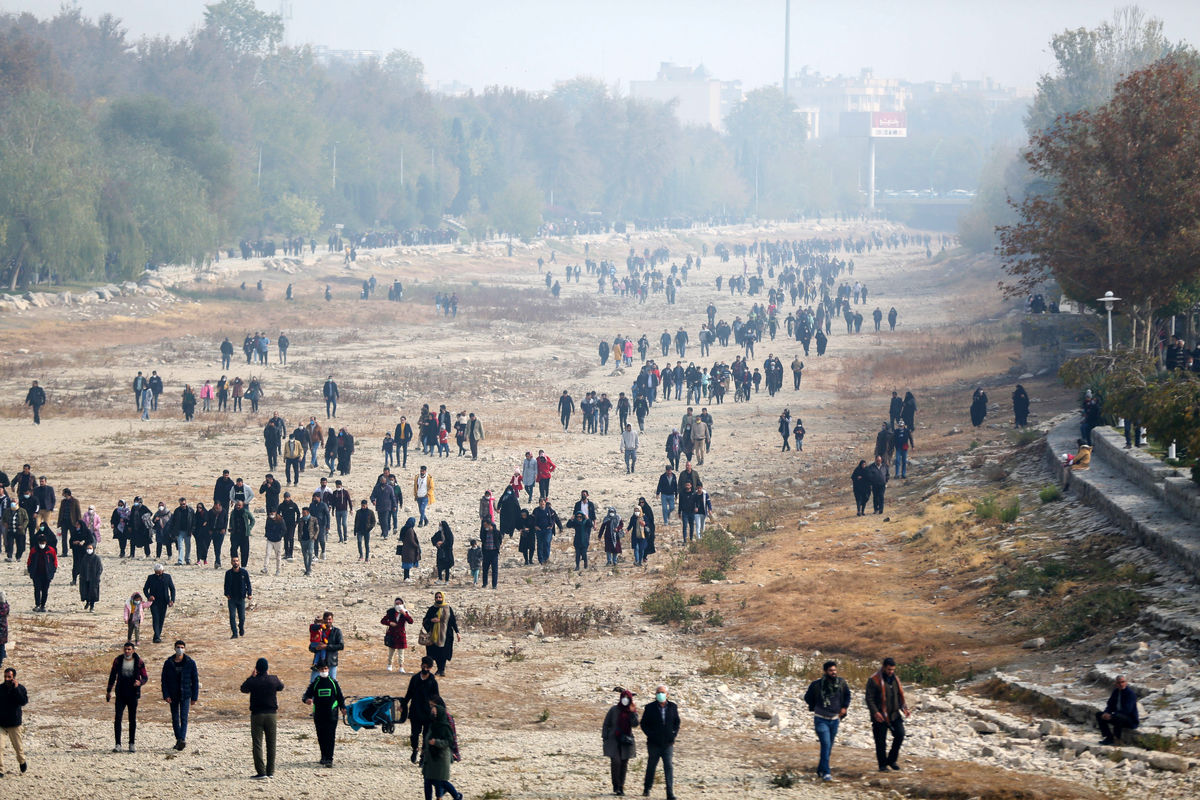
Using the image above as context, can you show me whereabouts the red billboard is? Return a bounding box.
[870,111,907,138]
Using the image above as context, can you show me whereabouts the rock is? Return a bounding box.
[752,705,773,720]
[1022,637,1046,650]
[1008,589,1030,599]
[532,622,544,637]
[969,719,999,734]
[1038,719,1066,736]
[1147,752,1188,773]
[768,712,789,730]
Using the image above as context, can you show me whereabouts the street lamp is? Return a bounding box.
[1096,291,1121,350]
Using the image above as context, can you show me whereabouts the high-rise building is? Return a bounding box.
[630,63,743,132]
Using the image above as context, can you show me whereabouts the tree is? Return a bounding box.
[202,0,283,57]
[268,192,322,235]
[724,88,809,216]
[488,177,542,239]
[998,56,1200,350]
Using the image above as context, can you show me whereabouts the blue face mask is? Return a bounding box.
[656,692,667,703]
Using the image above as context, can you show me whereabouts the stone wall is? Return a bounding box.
[1021,314,1104,373]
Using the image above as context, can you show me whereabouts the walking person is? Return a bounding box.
[354,500,376,562]
[421,696,462,800]
[142,564,176,643]
[640,684,680,800]
[161,640,199,751]
[1012,384,1030,428]
[224,557,253,638]
[382,597,414,672]
[107,642,147,753]
[308,611,344,682]
[26,534,56,613]
[403,656,440,763]
[535,450,556,500]
[866,657,910,771]
[413,466,434,527]
[302,660,344,768]
[397,517,422,580]
[241,657,284,778]
[124,592,151,644]
[804,660,850,782]
[621,424,640,474]
[602,689,639,795]
[851,461,871,517]
[298,507,318,575]
[432,521,454,583]
[421,591,459,676]
[77,541,103,611]
[865,456,889,515]
[0,667,28,774]
[323,376,339,418]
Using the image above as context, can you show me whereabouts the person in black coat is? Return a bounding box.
[161,641,199,750]
[242,657,285,777]
[640,684,680,799]
[142,565,175,643]
[900,392,917,431]
[851,460,871,516]
[969,388,988,427]
[432,522,454,583]
[865,456,889,514]
[106,642,147,752]
[1097,674,1139,745]
[24,381,45,424]
[402,656,440,763]
[0,666,29,770]
[888,391,903,427]
[1012,385,1030,428]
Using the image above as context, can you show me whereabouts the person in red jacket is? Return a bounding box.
[106,642,148,752]
[535,450,556,500]
[26,534,57,612]
[381,597,414,673]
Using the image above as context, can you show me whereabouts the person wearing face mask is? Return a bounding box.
[302,659,344,768]
[402,656,440,764]
[602,689,639,796]
[639,684,680,800]
[421,695,462,800]
[106,642,147,752]
[0,591,9,667]
[241,657,284,778]
[77,541,103,611]
[26,534,57,612]
[381,597,414,673]
[161,640,199,751]
[0,667,29,774]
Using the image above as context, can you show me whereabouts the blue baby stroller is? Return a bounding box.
[343,696,401,734]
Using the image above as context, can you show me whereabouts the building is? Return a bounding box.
[785,67,907,139]
[629,63,743,132]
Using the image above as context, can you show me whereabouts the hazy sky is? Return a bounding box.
[7,1,1200,92]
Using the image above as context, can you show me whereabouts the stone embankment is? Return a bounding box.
[0,281,174,313]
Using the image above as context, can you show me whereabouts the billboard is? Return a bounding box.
[870,111,907,138]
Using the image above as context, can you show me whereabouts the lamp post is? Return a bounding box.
[1096,291,1121,350]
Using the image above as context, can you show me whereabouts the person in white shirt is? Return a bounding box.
[620,425,640,474]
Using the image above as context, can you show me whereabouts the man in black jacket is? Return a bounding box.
[241,657,284,778]
[263,423,281,470]
[142,564,175,643]
[640,684,680,800]
[168,499,194,566]
[278,492,300,560]
[323,376,339,419]
[865,456,889,514]
[161,641,199,750]
[213,470,234,508]
[0,667,29,774]
[1097,674,1140,745]
[24,382,46,424]
[402,656,440,763]
[224,557,253,638]
[804,660,851,781]
[303,659,345,768]
[655,466,677,523]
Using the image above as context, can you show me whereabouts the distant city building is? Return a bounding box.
[432,80,473,98]
[629,62,743,132]
[905,73,1033,111]
[785,67,907,139]
[311,45,386,67]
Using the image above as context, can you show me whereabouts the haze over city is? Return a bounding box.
[8,0,1200,91]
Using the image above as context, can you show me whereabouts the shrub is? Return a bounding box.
[974,496,999,519]
[686,594,706,606]
[1039,484,1062,503]
[698,567,726,583]
[640,583,696,624]
[702,647,753,677]
[769,769,799,789]
[705,609,725,627]
[998,498,1021,523]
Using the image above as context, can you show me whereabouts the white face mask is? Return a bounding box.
[395,604,403,611]
[620,696,630,706]
[318,671,329,679]
[175,648,185,657]
[38,543,46,549]
[86,549,94,555]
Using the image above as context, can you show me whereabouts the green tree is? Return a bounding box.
[202,0,284,57]
[487,177,542,239]
[267,192,322,236]
[724,88,808,216]
[998,56,1200,350]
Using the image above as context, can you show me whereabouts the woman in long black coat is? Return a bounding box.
[901,392,917,431]
[970,388,989,427]
[497,486,521,538]
[78,545,103,611]
[421,591,459,676]
[431,522,454,583]
[851,460,871,517]
[1012,385,1030,428]
[517,509,536,565]
[192,502,212,566]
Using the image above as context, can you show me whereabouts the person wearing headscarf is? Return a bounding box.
[567,511,592,571]
[497,485,521,538]
[1012,385,1030,428]
[969,388,988,427]
[627,507,647,566]
[600,507,623,566]
[602,688,639,795]
[27,533,57,612]
[78,540,103,611]
[397,517,422,580]
[432,522,455,583]
[637,497,657,561]
[82,504,103,546]
[0,590,9,667]
[421,695,461,800]
[851,460,871,517]
[421,591,459,676]
[110,500,131,557]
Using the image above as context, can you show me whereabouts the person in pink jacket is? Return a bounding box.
[623,338,634,366]
[200,381,215,412]
[124,592,152,644]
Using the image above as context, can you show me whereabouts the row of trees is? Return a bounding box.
[0,1,1021,286]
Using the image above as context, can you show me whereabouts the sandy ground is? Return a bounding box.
[0,222,1182,799]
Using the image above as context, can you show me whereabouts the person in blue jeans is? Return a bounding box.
[161,640,200,751]
[892,422,913,479]
[803,660,850,781]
